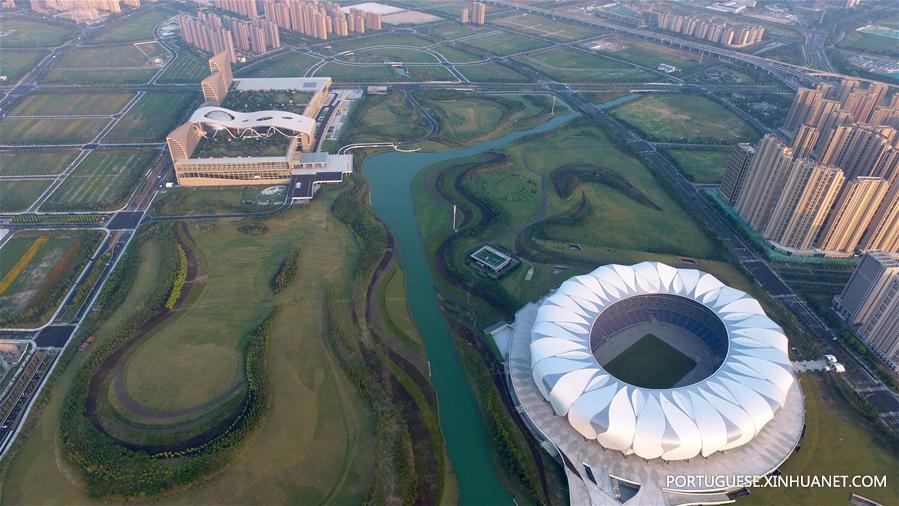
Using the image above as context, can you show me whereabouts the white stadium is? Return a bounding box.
[504,262,805,505]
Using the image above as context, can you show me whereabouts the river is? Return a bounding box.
[362,111,577,505]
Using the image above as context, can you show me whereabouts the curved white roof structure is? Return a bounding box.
[188,106,315,139]
[529,262,795,461]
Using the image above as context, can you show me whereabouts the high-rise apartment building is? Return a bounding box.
[655,11,763,47]
[817,177,889,256]
[718,143,756,206]
[791,124,819,159]
[763,161,844,252]
[261,1,381,40]
[179,12,279,61]
[461,7,470,24]
[834,252,899,370]
[472,2,486,26]
[820,124,896,179]
[861,180,899,253]
[734,135,794,230]
[213,0,258,18]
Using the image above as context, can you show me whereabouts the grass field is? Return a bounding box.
[150,185,286,216]
[0,50,46,84]
[8,92,134,117]
[838,28,899,58]
[345,47,439,64]
[432,45,484,63]
[0,180,51,212]
[665,147,733,183]
[105,92,197,142]
[422,22,493,41]
[238,52,320,78]
[1,198,376,505]
[417,90,562,147]
[611,94,759,143]
[157,46,209,83]
[461,31,550,56]
[411,115,719,307]
[743,376,899,506]
[514,46,652,82]
[314,62,454,81]
[87,7,175,43]
[0,150,79,176]
[493,13,601,41]
[0,17,75,47]
[457,61,530,82]
[0,231,102,327]
[0,117,110,145]
[339,90,428,143]
[602,334,696,388]
[41,67,158,84]
[590,34,701,72]
[42,149,158,211]
[43,44,159,84]
[323,33,434,55]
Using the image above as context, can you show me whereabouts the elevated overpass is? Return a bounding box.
[486,0,896,91]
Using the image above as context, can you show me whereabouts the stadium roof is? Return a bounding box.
[189,106,315,138]
[529,262,795,461]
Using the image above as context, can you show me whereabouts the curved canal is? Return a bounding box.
[363,111,577,505]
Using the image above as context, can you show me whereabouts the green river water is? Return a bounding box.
[362,111,577,505]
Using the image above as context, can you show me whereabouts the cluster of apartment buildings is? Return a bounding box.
[179,11,280,62]
[14,0,144,23]
[263,1,381,39]
[653,11,765,48]
[719,79,899,257]
[835,252,899,370]
[460,1,486,27]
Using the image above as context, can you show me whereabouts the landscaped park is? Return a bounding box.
[1,4,897,506]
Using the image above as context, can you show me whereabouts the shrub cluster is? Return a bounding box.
[271,247,299,294]
[165,244,187,310]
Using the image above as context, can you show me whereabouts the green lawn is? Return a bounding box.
[0,50,47,84]
[1,198,376,506]
[590,34,701,72]
[611,94,759,143]
[514,46,653,82]
[87,7,175,43]
[314,62,454,81]
[0,117,110,145]
[0,150,79,176]
[323,33,434,54]
[345,47,439,64]
[838,28,899,58]
[417,90,561,147]
[8,91,134,116]
[105,92,197,142]
[157,46,209,83]
[42,44,160,84]
[0,180,50,212]
[743,376,899,506]
[0,18,75,47]
[422,22,493,41]
[665,147,733,183]
[493,13,601,41]
[237,52,320,78]
[602,334,696,389]
[432,45,484,63]
[150,185,286,216]
[42,149,159,211]
[41,68,157,84]
[338,90,428,143]
[457,61,529,82]
[461,31,551,55]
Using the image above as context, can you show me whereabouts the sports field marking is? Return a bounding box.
[0,236,48,295]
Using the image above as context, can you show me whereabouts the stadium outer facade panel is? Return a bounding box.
[505,262,805,505]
